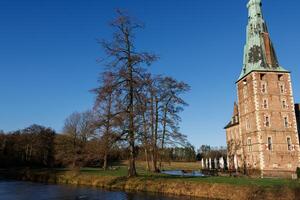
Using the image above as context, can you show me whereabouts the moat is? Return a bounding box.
[0,179,203,200]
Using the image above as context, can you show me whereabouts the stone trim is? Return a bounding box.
[287,75,300,166]
[252,73,265,176]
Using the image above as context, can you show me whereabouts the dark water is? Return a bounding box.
[161,170,205,177]
[0,179,203,200]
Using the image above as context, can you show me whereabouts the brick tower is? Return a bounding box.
[226,0,300,178]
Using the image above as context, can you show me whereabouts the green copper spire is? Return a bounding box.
[238,0,288,80]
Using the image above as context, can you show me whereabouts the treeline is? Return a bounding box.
[0,126,55,168]
[196,145,227,160]
[0,125,196,169]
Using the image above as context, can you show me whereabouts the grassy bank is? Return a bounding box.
[1,161,300,200]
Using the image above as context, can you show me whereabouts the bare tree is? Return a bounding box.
[93,72,124,170]
[135,74,152,171]
[157,77,190,168]
[98,10,157,177]
[63,111,96,168]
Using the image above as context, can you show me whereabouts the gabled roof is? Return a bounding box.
[224,102,239,129]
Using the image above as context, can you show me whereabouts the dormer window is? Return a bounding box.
[278,74,284,81]
[260,73,266,80]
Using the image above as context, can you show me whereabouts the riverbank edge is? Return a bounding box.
[0,169,299,200]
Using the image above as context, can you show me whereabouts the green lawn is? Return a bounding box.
[59,165,300,189]
[180,176,300,188]
[40,161,300,189]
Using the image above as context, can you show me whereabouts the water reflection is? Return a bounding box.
[161,170,205,177]
[0,179,203,200]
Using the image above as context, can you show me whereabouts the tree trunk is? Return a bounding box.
[128,108,137,176]
[150,96,156,172]
[145,148,150,171]
[103,93,112,171]
[159,105,168,169]
[103,150,108,170]
[25,144,29,161]
[151,97,159,172]
[142,111,151,171]
[127,50,137,177]
[29,145,32,161]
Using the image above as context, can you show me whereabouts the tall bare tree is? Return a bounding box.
[98,10,157,177]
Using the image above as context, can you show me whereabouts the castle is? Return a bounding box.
[225,0,300,178]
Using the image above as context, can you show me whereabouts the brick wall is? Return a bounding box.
[295,104,300,140]
[235,72,300,176]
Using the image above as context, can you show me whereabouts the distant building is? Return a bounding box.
[225,0,300,178]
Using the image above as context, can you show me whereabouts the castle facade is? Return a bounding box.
[225,0,300,178]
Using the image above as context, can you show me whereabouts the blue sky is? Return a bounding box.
[1,0,300,148]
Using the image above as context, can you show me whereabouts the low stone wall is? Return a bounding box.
[1,169,299,200]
